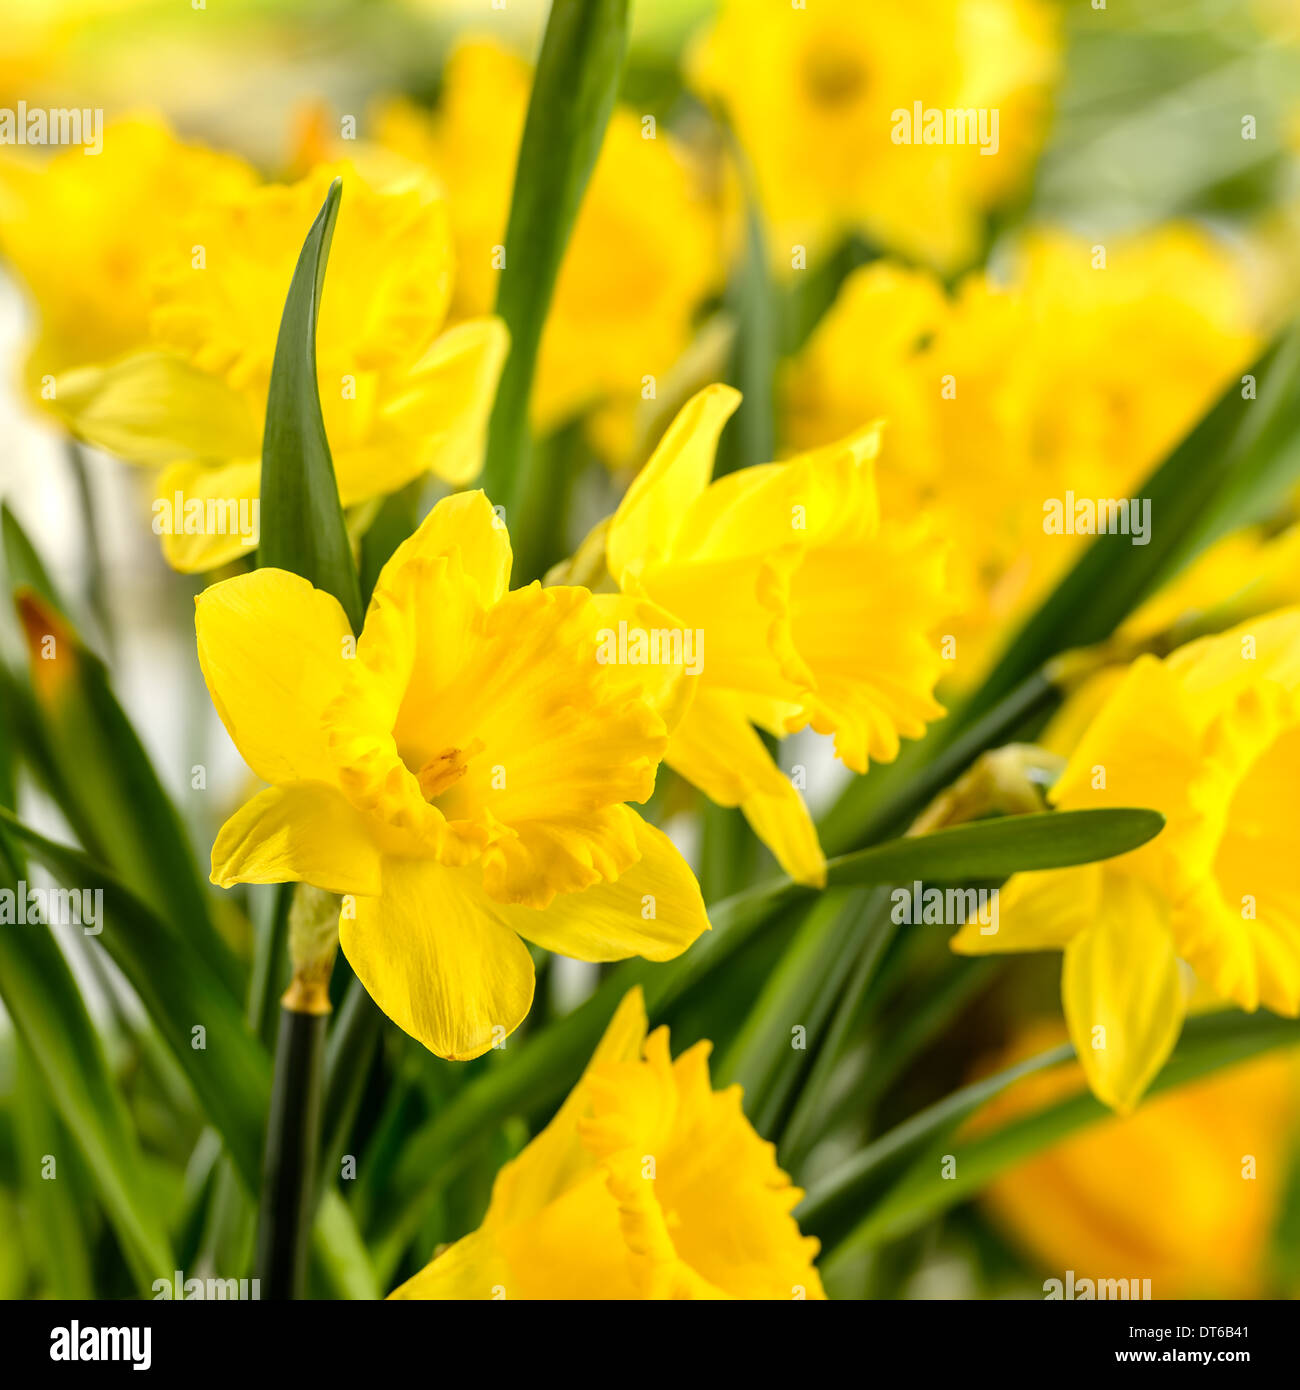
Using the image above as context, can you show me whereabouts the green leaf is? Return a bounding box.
[0,808,270,1191]
[480,0,630,582]
[12,1037,95,1297]
[716,890,889,1137]
[8,584,241,1000]
[815,1008,1300,1271]
[713,161,776,478]
[258,176,362,633]
[1,504,63,618]
[824,807,1164,886]
[0,833,175,1290]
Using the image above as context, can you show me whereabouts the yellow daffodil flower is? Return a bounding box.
[597,384,949,888]
[197,491,709,1059]
[782,227,1259,680]
[391,986,826,1299]
[366,39,721,456]
[0,115,507,574]
[0,115,255,392]
[687,0,1059,272]
[975,1025,1300,1297]
[953,610,1300,1112]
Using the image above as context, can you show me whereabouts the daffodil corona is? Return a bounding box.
[198,492,709,1059]
[391,987,826,1299]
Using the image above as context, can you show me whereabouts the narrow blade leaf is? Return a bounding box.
[258,177,362,632]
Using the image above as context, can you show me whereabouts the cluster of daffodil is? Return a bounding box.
[1,0,1299,1305]
[0,117,508,572]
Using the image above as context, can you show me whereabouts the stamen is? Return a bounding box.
[417,747,469,801]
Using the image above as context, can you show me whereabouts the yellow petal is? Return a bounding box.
[211,783,383,895]
[1051,654,1213,890]
[606,383,740,586]
[480,804,642,908]
[156,458,262,573]
[667,687,825,887]
[343,317,510,500]
[580,1031,827,1299]
[51,350,259,466]
[1061,874,1187,1113]
[196,568,352,785]
[387,1226,511,1301]
[492,814,710,962]
[586,591,698,734]
[374,488,512,607]
[484,986,649,1227]
[950,865,1100,955]
[340,857,535,1060]
[399,583,668,840]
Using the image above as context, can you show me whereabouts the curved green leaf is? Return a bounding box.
[0,808,270,1190]
[825,807,1164,886]
[258,176,362,632]
[8,584,241,1000]
[0,833,174,1289]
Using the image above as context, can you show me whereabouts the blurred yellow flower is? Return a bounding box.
[975,1026,1300,1298]
[782,226,1259,680]
[600,384,949,887]
[0,116,507,573]
[198,492,709,1059]
[953,610,1300,1112]
[369,39,721,454]
[0,0,152,98]
[391,986,826,1299]
[0,115,254,387]
[688,0,1059,272]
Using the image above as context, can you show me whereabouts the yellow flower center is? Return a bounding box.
[801,45,870,109]
[414,741,482,805]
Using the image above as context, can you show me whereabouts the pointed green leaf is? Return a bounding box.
[8,582,241,999]
[0,834,174,1289]
[0,808,270,1190]
[258,177,362,632]
[824,807,1164,886]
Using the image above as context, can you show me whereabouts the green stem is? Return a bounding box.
[257,1000,328,1299]
[64,439,114,659]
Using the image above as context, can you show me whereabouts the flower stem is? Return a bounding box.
[257,886,339,1299]
[257,992,328,1299]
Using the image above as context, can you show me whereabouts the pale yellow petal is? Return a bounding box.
[53,350,259,465]
[344,317,510,500]
[156,458,262,573]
